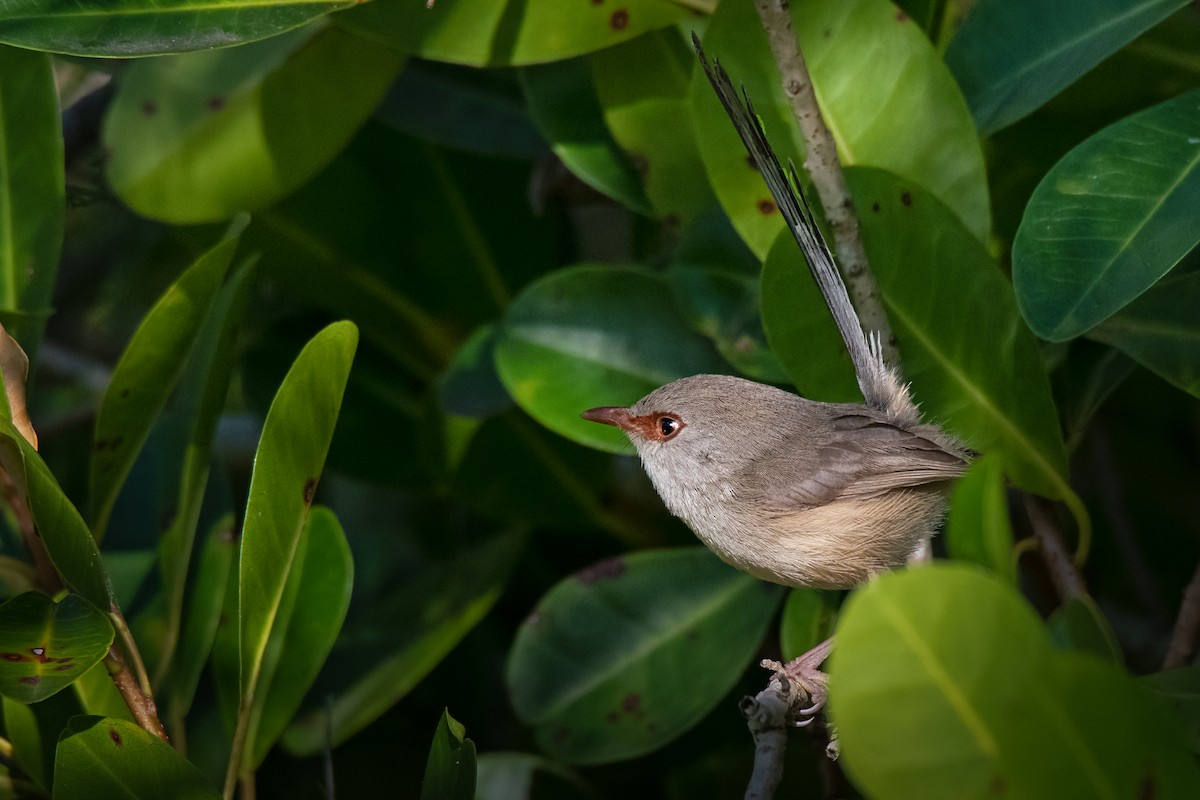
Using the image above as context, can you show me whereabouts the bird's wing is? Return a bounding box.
[748,413,971,510]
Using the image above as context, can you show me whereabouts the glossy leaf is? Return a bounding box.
[1013,88,1200,341]
[237,321,356,755]
[0,593,113,703]
[89,223,241,540]
[0,1,353,57]
[495,265,727,454]
[166,516,236,724]
[764,168,1073,507]
[691,0,989,259]
[421,709,476,800]
[779,588,838,663]
[945,0,1188,135]
[0,44,62,357]
[54,716,220,800]
[944,455,1015,581]
[337,0,691,67]
[592,30,716,223]
[520,58,652,214]
[1089,270,1200,399]
[831,565,1200,799]
[245,507,352,770]
[507,547,783,764]
[104,25,404,223]
[283,530,525,754]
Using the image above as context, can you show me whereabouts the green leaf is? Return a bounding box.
[166,515,235,725]
[944,455,1015,581]
[283,530,524,755]
[0,593,113,703]
[244,507,352,770]
[476,752,597,800]
[506,547,783,764]
[421,709,477,800]
[495,265,727,454]
[1047,595,1123,664]
[104,25,404,223]
[831,565,1200,799]
[1013,88,1200,341]
[0,44,63,358]
[337,0,691,67]
[237,322,356,726]
[2,689,82,791]
[54,716,220,800]
[1089,271,1200,399]
[88,222,241,541]
[945,0,1188,135]
[779,588,838,663]
[764,167,1073,506]
[1144,667,1200,755]
[691,0,989,259]
[520,58,652,214]
[437,324,512,419]
[0,0,354,57]
[592,30,716,223]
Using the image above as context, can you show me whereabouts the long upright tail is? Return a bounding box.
[693,34,917,426]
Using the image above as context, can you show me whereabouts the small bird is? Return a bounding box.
[582,38,974,720]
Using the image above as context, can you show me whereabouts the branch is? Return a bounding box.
[740,675,791,800]
[1023,495,1085,600]
[1164,558,1200,669]
[751,0,899,368]
[104,645,169,742]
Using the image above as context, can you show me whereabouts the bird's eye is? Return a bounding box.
[658,416,681,438]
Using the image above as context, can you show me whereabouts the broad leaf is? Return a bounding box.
[691,0,989,259]
[54,716,220,799]
[945,0,1188,135]
[2,689,82,791]
[1013,88,1200,341]
[236,322,356,767]
[832,565,1200,799]
[0,593,113,703]
[507,547,783,764]
[495,265,727,454]
[0,1,353,56]
[421,709,476,800]
[104,24,403,223]
[89,223,241,541]
[944,455,1015,581]
[337,0,691,67]
[0,44,62,358]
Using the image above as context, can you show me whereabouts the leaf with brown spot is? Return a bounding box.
[0,593,113,704]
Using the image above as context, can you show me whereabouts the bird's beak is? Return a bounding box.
[581,406,634,431]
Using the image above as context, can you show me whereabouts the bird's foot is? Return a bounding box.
[762,636,834,727]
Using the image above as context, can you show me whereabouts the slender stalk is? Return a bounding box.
[1023,495,1085,600]
[104,646,168,742]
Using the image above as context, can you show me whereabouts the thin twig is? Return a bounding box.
[751,0,899,368]
[104,646,169,742]
[1023,495,1085,600]
[1164,558,1200,669]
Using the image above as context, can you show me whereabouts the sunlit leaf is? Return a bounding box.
[1013,88,1200,341]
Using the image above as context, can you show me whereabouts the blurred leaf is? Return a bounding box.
[236,321,356,768]
[2,689,81,791]
[691,0,989,259]
[1047,594,1123,664]
[338,0,691,67]
[945,0,1188,135]
[166,516,235,725]
[765,168,1073,506]
[476,752,598,800]
[1144,667,1200,755]
[438,324,512,419]
[245,507,352,770]
[88,222,241,541]
[421,709,476,800]
[944,455,1015,581]
[779,588,838,662]
[495,265,727,454]
[1013,88,1200,341]
[507,547,783,764]
[0,593,113,703]
[378,60,543,158]
[521,57,652,214]
[104,25,404,223]
[0,45,62,358]
[832,565,1200,799]
[1057,344,1136,451]
[283,530,525,754]
[593,30,715,223]
[0,0,353,57]
[53,716,220,799]
[1090,271,1200,398]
